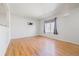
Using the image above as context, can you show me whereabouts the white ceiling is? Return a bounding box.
[9,3,79,19]
[9,3,59,18]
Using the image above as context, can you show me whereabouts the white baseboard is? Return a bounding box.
[41,34,79,45]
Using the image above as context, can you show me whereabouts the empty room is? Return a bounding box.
[0,3,79,56]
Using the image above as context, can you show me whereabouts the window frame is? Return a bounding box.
[44,17,58,35]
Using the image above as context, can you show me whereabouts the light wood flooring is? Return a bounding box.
[5,36,79,56]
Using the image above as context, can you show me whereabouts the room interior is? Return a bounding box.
[0,3,79,56]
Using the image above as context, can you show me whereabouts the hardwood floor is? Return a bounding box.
[5,36,79,56]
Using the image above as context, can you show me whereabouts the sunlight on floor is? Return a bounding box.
[39,39,56,56]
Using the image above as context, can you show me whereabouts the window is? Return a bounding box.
[50,22,55,33]
[44,17,58,35]
[45,22,54,34]
[45,23,51,34]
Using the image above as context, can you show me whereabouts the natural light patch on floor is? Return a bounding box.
[39,39,56,56]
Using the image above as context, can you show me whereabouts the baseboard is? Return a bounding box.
[11,34,79,45]
[41,34,79,45]
[11,35,42,40]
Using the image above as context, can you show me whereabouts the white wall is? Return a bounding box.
[0,14,8,26]
[11,14,39,39]
[0,26,9,56]
[40,8,79,45]
[0,4,10,55]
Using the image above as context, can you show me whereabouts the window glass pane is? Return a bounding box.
[50,22,54,33]
[45,23,50,33]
